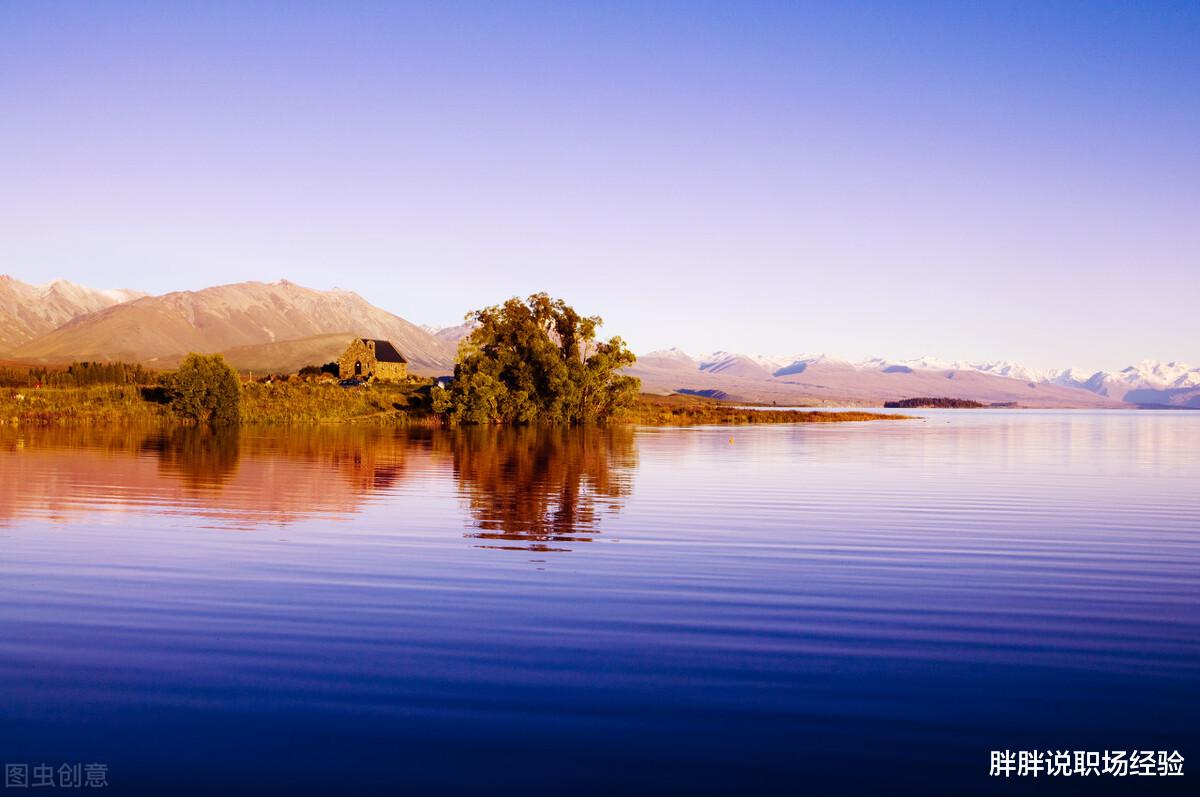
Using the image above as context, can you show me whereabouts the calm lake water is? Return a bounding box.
[1,411,1197,795]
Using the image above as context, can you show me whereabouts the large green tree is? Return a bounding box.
[436,294,640,424]
[167,353,242,425]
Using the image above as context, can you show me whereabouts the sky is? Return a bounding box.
[1,0,1197,372]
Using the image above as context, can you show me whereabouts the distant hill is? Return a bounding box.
[426,321,476,344]
[11,280,455,374]
[0,276,144,351]
[629,351,1126,408]
[149,332,451,378]
[151,333,349,375]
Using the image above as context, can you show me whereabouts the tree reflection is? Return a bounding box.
[141,426,241,490]
[444,425,636,552]
[0,424,637,537]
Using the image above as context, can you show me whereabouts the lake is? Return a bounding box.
[1,411,1196,794]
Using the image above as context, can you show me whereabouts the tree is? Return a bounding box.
[167,353,242,425]
[442,293,640,424]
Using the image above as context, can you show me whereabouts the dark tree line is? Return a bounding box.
[884,397,985,409]
[0,361,156,388]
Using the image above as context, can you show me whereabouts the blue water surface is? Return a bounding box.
[1,412,1196,794]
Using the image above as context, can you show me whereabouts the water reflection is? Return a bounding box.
[141,427,241,490]
[443,425,636,551]
[0,426,421,528]
[0,424,635,548]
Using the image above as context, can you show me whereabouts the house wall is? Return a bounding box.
[375,361,408,381]
[337,339,408,381]
[338,339,376,379]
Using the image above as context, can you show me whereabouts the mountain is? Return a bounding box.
[0,276,144,351]
[429,321,476,344]
[697,351,785,380]
[1044,367,1096,389]
[1067,360,1200,407]
[632,347,1200,408]
[150,333,355,375]
[11,280,456,375]
[638,348,701,372]
[856,357,1049,383]
[885,358,1199,405]
[628,349,1125,407]
[947,360,1047,383]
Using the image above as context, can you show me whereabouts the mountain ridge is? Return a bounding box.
[0,275,144,351]
[634,349,1199,408]
[7,279,455,375]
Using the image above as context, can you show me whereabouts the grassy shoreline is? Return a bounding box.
[0,384,908,428]
[620,393,907,425]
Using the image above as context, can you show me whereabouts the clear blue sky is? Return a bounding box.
[2,1,1197,371]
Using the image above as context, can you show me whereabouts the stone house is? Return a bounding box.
[338,338,408,381]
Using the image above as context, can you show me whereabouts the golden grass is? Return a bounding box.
[621,393,908,425]
[1,384,907,427]
[238,381,437,425]
[0,385,169,427]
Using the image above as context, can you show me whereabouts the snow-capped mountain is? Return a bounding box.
[640,348,699,366]
[1111,360,1200,389]
[631,347,1200,408]
[1044,367,1096,389]
[1068,361,1200,404]
[857,356,952,373]
[952,361,1047,383]
[857,358,1050,383]
[422,321,476,344]
[698,351,792,379]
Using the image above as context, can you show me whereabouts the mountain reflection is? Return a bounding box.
[0,425,635,547]
[442,426,636,551]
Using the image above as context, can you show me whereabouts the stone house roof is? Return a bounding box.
[362,339,407,363]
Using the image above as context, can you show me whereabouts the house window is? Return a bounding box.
[354,361,362,376]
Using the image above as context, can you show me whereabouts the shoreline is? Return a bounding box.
[1,384,909,428]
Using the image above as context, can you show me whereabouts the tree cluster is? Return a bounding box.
[0,361,155,388]
[435,293,640,424]
[883,397,985,409]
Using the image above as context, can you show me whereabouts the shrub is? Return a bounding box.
[443,293,641,424]
[166,354,242,425]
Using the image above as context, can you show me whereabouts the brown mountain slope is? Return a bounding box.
[152,332,453,377]
[628,357,1125,408]
[0,275,144,351]
[12,280,455,373]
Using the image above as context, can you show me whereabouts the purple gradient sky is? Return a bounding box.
[1,1,1197,371]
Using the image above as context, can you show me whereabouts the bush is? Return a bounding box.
[443,293,641,424]
[166,354,242,425]
[298,362,340,381]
